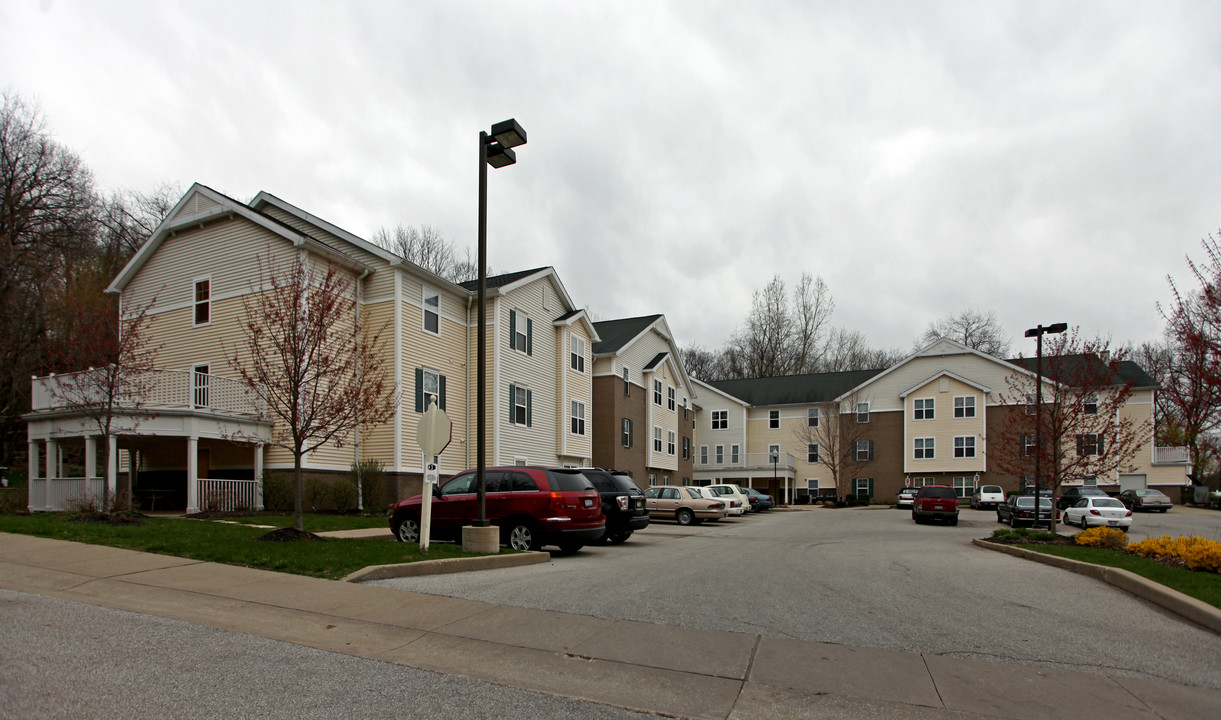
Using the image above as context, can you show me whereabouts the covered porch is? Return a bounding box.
[26,369,272,514]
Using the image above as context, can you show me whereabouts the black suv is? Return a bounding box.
[1056,486,1110,511]
[577,468,650,543]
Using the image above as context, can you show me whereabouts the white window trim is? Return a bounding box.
[954,395,976,418]
[667,386,676,411]
[807,407,819,427]
[730,444,740,464]
[653,379,663,406]
[422,287,440,336]
[193,276,212,327]
[857,402,870,423]
[914,437,934,460]
[570,335,586,373]
[667,430,676,455]
[954,435,976,458]
[570,399,586,436]
[711,410,728,430]
[913,398,934,421]
[807,443,820,463]
[653,426,664,453]
[769,410,780,429]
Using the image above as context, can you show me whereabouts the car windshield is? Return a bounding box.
[684,487,706,499]
[1016,497,1052,508]
[1094,498,1125,508]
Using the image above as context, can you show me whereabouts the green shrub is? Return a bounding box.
[262,472,293,512]
[349,459,386,512]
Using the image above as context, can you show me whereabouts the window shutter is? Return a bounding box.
[868,440,875,461]
[1076,435,1084,456]
[526,318,533,355]
[629,419,634,446]
[867,478,874,498]
[414,368,424,412]
[526,389,533,427]
[509,383,516,423]
[1098,436,1105,454]
[509,310,517,350]
[438,375,447,410]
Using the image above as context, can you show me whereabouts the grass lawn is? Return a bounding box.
[0,513,487,580]
[1021,543,1221,610]
[203,512,391,532]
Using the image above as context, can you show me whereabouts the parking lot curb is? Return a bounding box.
[341,550,551,582]
[972,538,1221,634]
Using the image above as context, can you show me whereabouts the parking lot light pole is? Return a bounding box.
[1024,322,1067,528]
[476,119,527,528]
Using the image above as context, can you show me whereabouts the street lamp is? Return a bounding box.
[475,119,527,529]
[1024,322,1067,528]
[771,451,779,504]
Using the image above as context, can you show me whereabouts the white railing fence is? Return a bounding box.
[1154,446,1189,465]
[32,369,264,417]
[695,451,796,470]
[198,479,259,513]
[27,477,106,512]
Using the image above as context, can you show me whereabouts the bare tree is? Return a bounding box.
[791,389,876,500]
[920,309,1012,357]
[821,328,903,372]
[792,274,834,373]
[227,255,397,533]
[42,298,160,511]
[987,330,1147,532]
[371,224,486,283]
[679,342,726,382]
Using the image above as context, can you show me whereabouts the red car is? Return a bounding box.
[390,466,605,553]
[911,485,959,526]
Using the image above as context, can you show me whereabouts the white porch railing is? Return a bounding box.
[31,369,264,417]
[1154,446,1190,465]
[199,479,260,513]
[28,477,106,512]
[695,451,796,472]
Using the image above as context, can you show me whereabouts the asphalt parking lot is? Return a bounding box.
[370,505,1221,689]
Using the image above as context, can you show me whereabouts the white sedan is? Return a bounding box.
[1062,496,1133,531]
[702,484,749,516]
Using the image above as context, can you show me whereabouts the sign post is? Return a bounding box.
[415,396,452,554]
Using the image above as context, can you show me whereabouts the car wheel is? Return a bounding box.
[394,516,421,543]
[949,517,958,526]
[675,508,695,526]
[608,530,631,544]
[1160,508,1169,513]
[1009,515,1017,528]
[504,522,541,551]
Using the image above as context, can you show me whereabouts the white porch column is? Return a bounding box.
[46,439,58,482]
[85,436,98,482]
[106,435,118,509]
[28,441,39,481]
[186,436,199,514]
[254,443,264,511]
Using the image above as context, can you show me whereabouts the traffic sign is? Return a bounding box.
[416,397,453,457]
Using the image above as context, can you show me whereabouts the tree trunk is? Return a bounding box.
[293,452,304,532]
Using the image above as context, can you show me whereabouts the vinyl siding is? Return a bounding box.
[903,376,987,473]
[496,279,561,465]
[560,323,594,461]
[400,290,469,475]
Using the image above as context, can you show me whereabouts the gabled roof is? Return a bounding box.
[459,267,549,291]
[899,370,992,398]
[552,308,602,343]
[644,352,669,371]
[592,315,664,355]
[707,368,886,407]
[108,183,374,293]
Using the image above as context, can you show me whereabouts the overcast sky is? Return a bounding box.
[4,0,1220,358]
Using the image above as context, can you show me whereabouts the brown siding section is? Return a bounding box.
[592,375,649,489]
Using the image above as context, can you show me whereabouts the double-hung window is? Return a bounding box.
[653,426,663,452]
[667,387,676,411]
[855,440,874,461]
[423,288,440,334]
[193,278,211,326]
[913,398,933,420]
[700,445,708,464]
[509,384,531,426]
[570,400,586,435]
[954,396,975,418]
[667,430,676,455]
[857,402,870,423]
[622,367,630,395]
[1077,433,1103,456]
[715,445,724,464]
[807,443,820,463]
[1082,394,1098,415]
[954,436,976,458]
[682,436,690,459]
[653,380,663,405]
[415,368,446,411]
[621,418,633,447]
[711,410,727,430]
[769,410,780,429]
[509,309,531,355]
[914,437,934,459]
[807,408,819,427]
[570,336,585,372]
[730,444,740,464]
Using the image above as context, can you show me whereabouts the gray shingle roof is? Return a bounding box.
[592,315,663,355]
[1006,355,1157,388]
[458,267,550,292]
[708,368,886,406]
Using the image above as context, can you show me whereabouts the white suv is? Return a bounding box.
[970,485,1006,510]
[703,484,750,516]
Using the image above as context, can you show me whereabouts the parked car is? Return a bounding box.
[1062,496,1133,530]
[643,486,729,525]
[969,485,1005,510]
[1056,485,1111,511]
[389,466,605,553]
[703,484,749,516]
[576,468,650,543]
[997,495,1053,528]
[743,487,774,511]
[896,487,919,509]
[911,485,959,525]
[1118,489,1173,513]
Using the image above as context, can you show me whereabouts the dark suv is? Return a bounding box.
[390,466,605,553]
[1056,486,1110,511]
[912,485,959,525]
[576,468,650,544]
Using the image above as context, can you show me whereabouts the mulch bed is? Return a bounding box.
[254,527,326,542]
[70,511,147,526]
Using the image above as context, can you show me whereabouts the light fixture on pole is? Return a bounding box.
[475,119,527,529]
[1024,322,1067,528]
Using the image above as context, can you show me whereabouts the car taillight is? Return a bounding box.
[711,502,724,509]
[616,496,629,511]
[550,492,564,512]
[1089,509,1101,516]
[1125,510,1132,517]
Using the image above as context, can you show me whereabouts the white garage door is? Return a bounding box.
[1118,474,1147,492]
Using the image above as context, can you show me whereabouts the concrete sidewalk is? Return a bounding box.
[1,532,1217,720]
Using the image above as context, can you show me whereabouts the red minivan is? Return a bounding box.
[390,466,605,553]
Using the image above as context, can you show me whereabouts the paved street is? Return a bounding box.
[371,506,1221,689]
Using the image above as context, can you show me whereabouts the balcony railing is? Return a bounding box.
[31,369,264,418]
[695,451,795,472]
[1153,446,1190,465]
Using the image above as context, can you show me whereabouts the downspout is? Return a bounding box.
[393,269,402,473]
[353,267,369,510]
[465,293,473,469]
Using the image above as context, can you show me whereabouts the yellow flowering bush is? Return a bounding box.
[1073,526,1129,550]
[1128,534,1221,574]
